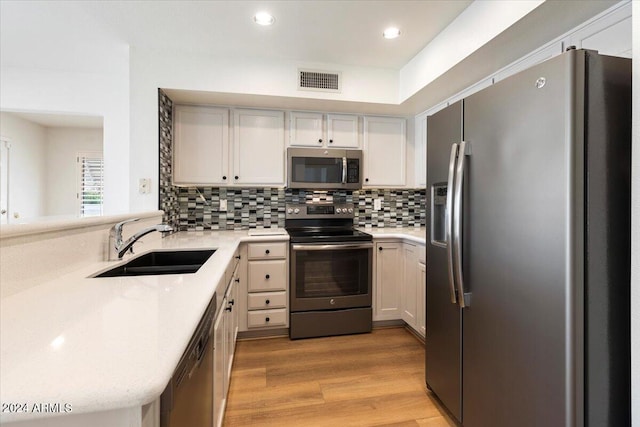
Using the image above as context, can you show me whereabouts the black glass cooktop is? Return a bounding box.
[286,227,372,243]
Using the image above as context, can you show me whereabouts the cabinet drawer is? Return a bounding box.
[247,309,287,328]
[247,242,287,260]
[248,291,287,310]
[248,260,287,291]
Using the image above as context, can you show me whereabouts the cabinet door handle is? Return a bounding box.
[265,317,270,322]
[365,178,369,182]
[222,175,227,180]
[329,139,333,143]
[235,255,241,260]
[265,249,270,255]
[229,299,235,305]
[378,247,383,251]
[265,299,270,305]
[265,274,270,279]
[235,278,240,283]
[234,175,239,180]
[318,139,323,143]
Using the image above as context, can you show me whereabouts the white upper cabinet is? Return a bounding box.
[566,2,631,58]
[233,109,285,185]
[289,112,359,148]
[326,114,359,148]
[363,116,406,187]
[173,105,229,185]
[289,111,324,147]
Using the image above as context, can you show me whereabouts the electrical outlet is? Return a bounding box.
[220,199,228,211]
[138,178,151,194]
[374,198,382,211]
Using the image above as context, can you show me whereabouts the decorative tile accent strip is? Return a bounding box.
[158,89,180,230]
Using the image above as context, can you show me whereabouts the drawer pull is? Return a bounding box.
[265,249,270,255]
[265,317,270,322]
[265,274,270,279]
[235,255,241,260]
[265,299,270,305]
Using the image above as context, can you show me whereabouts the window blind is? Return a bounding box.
[78,154,104,217]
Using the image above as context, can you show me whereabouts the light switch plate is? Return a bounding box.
[220,199,228,211]
[374,198,382,211]
[138,178,151,194]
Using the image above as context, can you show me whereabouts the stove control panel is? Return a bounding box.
[286,203,355,219]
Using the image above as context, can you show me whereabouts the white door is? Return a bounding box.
[401,243,419,330]
[173,105,229,185]
[0,138,10,224]
[374,241,403,320]
[326,114,359,148]
[363,116,406,187]
[289,111,324,147]
[232,109,285,185]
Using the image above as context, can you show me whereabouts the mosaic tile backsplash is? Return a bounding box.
[177,187,426,231]
[159,91,426,231]
[159,89,180,229]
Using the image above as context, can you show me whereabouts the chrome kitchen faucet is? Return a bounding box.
[109,218,173,260]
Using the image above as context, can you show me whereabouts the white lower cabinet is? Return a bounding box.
[212,303,226,427]
[401,243,419,331]
[418,262,426,337]
[213,252,240,427]
[373,238,426,337]
[373,241,403,321]
[244,241,289,330]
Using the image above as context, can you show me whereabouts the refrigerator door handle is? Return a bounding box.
[453,141,471,308]
[445,143,458,304]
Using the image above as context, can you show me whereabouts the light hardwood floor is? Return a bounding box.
[223,327,457,426]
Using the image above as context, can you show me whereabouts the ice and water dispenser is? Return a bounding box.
[431,183,447,246]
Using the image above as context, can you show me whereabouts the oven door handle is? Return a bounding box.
[292,243,373,251]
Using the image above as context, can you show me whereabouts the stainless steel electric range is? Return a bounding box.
[285,202,373,339]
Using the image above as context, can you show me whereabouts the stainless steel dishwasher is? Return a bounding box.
[160,294,216,427]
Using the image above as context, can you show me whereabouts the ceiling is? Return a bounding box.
[77,0,472,69]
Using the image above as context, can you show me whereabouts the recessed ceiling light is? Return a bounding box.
[254,12,275,26]
[383,27,401,39]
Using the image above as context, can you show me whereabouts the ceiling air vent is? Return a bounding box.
[298,69,341,93]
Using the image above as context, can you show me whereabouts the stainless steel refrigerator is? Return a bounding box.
[425,49,630,426]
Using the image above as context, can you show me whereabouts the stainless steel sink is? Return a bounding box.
[92,250,216,278]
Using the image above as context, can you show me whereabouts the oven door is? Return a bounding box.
[290,242,372,312]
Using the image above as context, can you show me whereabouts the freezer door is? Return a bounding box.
[425,101,462,422]
[461,52,576,426]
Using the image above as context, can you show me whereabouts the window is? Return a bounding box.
[77,152,103,217]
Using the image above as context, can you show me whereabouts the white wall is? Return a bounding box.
[1,66,129,216]
[45,127,103,216]
[631,1,639,423]
[0,1,130,215]
[399,0,543,102]
[0,112,47,220]
[128,48,400,212]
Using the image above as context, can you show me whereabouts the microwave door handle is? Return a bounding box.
[342,157,347,184]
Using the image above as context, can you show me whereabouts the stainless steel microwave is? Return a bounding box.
[287,148,362,190]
